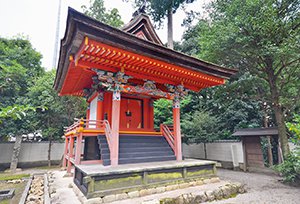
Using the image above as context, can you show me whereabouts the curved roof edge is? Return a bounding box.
[54,7,238,92]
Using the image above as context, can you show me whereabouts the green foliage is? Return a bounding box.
[0,36,85,142]
[0,173,30,181]
[0,105,36,122]
[133,0,196,27]
[287,114,300,144]
[197,0,300,110]
[174,20,204,56]
[0,37,44,140]
[28,70,86,141]
[0,37,44,106]
[174,0,300,150]
[82,0,124,28]
[275,151,300,183]
[154,99,172,128]
[182,111,221,143]
[154,96,193,129]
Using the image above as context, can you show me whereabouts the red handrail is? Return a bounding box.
[102,120,112,152]
[160,124,175,152]
[64,118,113,157]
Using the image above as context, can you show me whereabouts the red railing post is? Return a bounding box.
[62,137,69,168]
[67,136,75,173]
[75,118,84,165]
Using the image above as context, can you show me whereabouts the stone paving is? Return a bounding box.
[49,171,81,204]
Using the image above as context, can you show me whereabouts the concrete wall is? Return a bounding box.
[183,141,244,168]
[0,142,64,169]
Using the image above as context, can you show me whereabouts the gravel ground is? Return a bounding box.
[212,168,300,204]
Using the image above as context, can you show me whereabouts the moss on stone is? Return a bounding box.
[187,169,213,177]
[94,174,142,190]
[148,172,182,183]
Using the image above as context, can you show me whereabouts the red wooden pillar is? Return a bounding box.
[62,137,69,168]
[173,99,182,161]
[75,133,83,165]
[67,136,75,173]
[75,119,84,165]
[86,104,90,120]
[111,91,121,166]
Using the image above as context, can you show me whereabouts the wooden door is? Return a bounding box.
[244,137,265,168]
[120,98,143,130]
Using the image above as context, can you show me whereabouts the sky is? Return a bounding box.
[0,0,209,70]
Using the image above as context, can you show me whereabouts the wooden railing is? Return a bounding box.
[102,120,112,152]
[160,124,175,152]
[64,118,113,155]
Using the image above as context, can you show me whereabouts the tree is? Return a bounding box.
[182,111,221,158]
[82,0,124,28]
[0,37,44,171]
[154,95,193,129]
[28,70,86,166]
[132,0,196,49]
[194,0,300,158]
[0,105,36,172]
[174,20,203,56]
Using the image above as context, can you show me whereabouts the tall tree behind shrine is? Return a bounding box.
[82,0,124,28]
[192,0,300,158]
[132,0,196,49]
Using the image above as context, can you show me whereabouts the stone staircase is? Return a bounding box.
[97,135,176,166]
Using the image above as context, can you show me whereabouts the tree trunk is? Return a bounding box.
[48,136,53,167]
[265,62,290,159]
[273,104,289,159]
[263,112,273,166]
[10,135,22,173]
[167,7,173,49]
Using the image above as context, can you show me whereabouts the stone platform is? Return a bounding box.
[74,159,217,198]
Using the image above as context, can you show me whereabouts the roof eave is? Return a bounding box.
[55,7,238,93]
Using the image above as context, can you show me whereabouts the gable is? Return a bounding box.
[122,14,163,45]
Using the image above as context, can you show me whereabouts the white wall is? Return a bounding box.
[89,96,98,128]
[0,142,64,167]
[183,141,244,164]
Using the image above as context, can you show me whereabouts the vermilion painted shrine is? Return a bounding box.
[54,8,237,198]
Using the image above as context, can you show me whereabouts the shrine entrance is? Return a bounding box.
[120,97,143,130]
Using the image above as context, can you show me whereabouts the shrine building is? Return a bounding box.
[54,8,237,198]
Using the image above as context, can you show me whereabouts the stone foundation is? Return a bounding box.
[74,160,217,199]
[160,182,246,203]
[81,177,222,204]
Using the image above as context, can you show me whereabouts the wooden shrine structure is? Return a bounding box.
[233,127,280,171]
[54,8,237,198]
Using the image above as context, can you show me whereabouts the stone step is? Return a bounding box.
[98,134,175,166]
[119,151,174,159]
[119,146,173,153]
[119,155,176,164]
[119,142,170,148]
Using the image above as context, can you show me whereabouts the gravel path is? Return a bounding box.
[212,169,300,204]
[50,171,81,204]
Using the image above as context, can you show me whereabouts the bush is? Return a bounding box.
[275,149,300,183]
